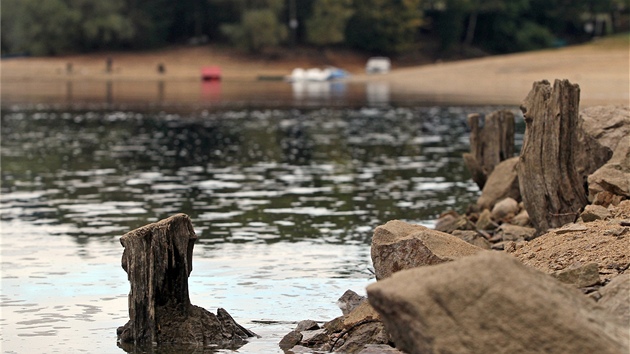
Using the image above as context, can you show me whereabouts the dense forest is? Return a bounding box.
[1,0,628,57]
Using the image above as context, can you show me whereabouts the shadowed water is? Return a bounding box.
[1,92,521,353]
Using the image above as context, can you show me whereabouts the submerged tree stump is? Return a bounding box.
[518,80,588,233]
[117,213,255,349]
[463,110,515,189]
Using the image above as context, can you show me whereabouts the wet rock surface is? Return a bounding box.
[279,291,394,353]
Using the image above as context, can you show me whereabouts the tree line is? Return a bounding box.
[1,0,627,57]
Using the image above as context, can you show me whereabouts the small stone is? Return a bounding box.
[279,330,303,351]
[591,190,623,207]
[552,263,601,288]
[343,301,380,328]
[491,242,506,250]
[295,319,319,332]
[603,227,627,237]
[511,209,530,226]
[496,224,536,241]
[451,230,492,249]
[434,211,473,233]
[504,241,517,253]
[337,289,366,316]
[491,197,519,220]
[300,329,329,347]
[581,204,611,222]
[358,344,406,354]
[285,345,314,354]
[336,321,389,353]
[475,209,497,231]
[323,316,344,334]
[554,223,589,234]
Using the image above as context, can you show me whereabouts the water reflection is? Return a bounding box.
[106,80,113,104]
[201,80,222,102]
[1,80,401,110]
[158,80,165,103]
[291,81,347,101]
[1,106,493,244]
[366,82,390,105]
[66,80,73,102]
[0,104,520,353]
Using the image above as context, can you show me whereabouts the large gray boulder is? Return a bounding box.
[371,220,483,280]
[367,252,629,354]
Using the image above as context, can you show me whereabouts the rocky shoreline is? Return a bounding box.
[279,84,629,353]
[112,81,628,353]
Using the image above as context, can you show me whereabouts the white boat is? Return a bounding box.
[286,67,349,82]
[287,67,331,82]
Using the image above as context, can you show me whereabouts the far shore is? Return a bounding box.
[2,37,628,107]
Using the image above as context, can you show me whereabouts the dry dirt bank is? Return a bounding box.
[351,37,630,106]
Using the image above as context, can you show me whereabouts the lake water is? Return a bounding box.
[1,80,519,353]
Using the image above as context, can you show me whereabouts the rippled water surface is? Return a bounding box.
[1,100,519,353]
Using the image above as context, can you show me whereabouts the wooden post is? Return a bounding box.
[117,213,254,348]
[518,80,588,234]
[463,110,515,189]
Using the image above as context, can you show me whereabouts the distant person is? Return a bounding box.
[157,63,166,74]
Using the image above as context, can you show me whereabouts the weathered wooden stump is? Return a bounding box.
[517,80,588,233]
[463,110,515,189]
[116,213,255,349]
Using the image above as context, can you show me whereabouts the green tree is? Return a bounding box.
[123,0,175,48]
[1,0,134,55]
[527,0,620,41]
[2,0,80,55]
[305,0,354,46]
[431,0,554,54]
[219,0,287,53]
[472,0,555,52]
[69,0,134,51]
[345,0,423,54]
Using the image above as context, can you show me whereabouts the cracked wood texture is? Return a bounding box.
[463,110,515,189]
[117,213,253,349]
[518,80,588,234]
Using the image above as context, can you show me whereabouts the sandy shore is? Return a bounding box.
[352,39,629,106]
[1,37,628,106]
